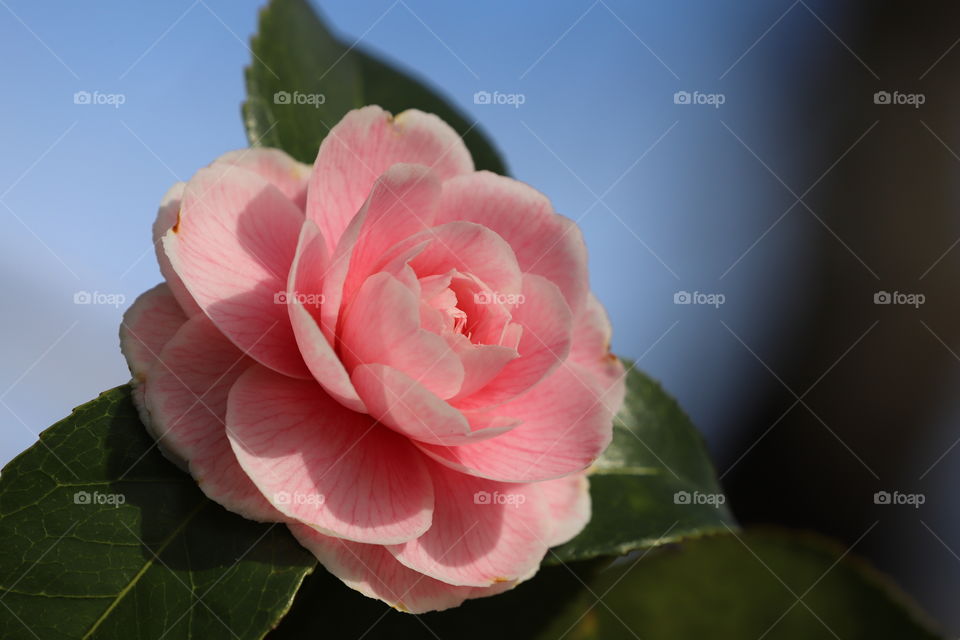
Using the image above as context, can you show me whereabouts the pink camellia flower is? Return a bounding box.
[121,106,625,613]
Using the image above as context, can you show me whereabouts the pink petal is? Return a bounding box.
[119,283,188,423]
[143,314,280,521]
[351,363,471,445]
[340,273,464,399]
[213,148,310,210]
[436,172,589,314]
[307,106,473,254]
[539,472,591,547]
[457,274,573,410]
[383,221,524,300]
[287,220,366,412]
[351,363,515,446]
[321,163,441,345]
[162,163,309,378]
[388,460,550,587]
[289,525,518,613]
[418,272,455,302]
[448,334,518,401]
[152,182,201,317]
[417,363,613,483]
[226,365,434,544]
[570,293,626,414]
[120,283,188,382]
[443,272,519,348]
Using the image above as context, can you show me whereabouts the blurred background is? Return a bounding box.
[1,0,958,632]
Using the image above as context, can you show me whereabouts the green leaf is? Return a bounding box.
[549,363,736,564]
[0,386,315,640]
[243,0,507,174]
[538,530,942,640]
[267,558,606,639]
[242,0,361,165]
[270,530,940,640]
